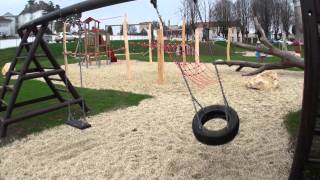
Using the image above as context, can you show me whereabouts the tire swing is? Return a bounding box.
[150,0,239,146]
[176,62,240,146]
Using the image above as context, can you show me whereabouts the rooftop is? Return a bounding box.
[0,17,12,22]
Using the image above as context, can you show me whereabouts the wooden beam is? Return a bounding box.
[157,21,165,84]
[123,14,132,79]
[63,22,68,74]
[148,23,153,63]
[227,27,232,61]
[195,28,200,64]
[182,17,187,64]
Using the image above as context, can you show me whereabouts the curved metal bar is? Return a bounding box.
[19,0,135,30]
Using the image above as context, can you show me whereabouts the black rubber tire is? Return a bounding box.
[192,105,240,146]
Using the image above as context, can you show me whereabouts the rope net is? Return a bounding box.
[130,40,216,88]
[162,41,216,89]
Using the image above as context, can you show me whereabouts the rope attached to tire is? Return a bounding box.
[151,0,240,145]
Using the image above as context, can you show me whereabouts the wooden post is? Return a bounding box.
[63,22,68,74]
[84,23,89,67]
[148,23,153,63]
[182,17,187,64]
[157,21,165,84]
[123,14,132,79]
[232,27,237,42]
[227,27,232,61]
[239,31,243,43]
[95,21,100,63]
[195,28,200,64]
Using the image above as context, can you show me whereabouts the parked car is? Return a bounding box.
[55,32,77,43]
[272,39,293,45]
[212,36,226,42]
[43,34,55,42]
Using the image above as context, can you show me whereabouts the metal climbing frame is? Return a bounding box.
[289,1,320,179]
[0,0,134,137]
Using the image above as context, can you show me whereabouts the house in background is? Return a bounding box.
[138,22,151,33]
[0,13,17,36]
[18,0,56,33]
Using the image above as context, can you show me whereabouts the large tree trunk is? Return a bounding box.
[293,0,304,41]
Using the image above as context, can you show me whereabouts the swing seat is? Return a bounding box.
[192,105,239,145]
[66,118,91,130]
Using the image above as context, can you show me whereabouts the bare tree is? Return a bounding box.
[292,0,303,41]
[271,0,282,40]
[215,17,304,76]
[212,0,234,38]
[234,0,251,42]
[180,0,198,36]
[251,0,274,38]
[280,0,294,37]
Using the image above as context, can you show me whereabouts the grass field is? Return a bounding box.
[0,40,303,141]
[0,42,151,141]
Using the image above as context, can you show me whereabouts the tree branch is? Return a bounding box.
[214,60,295,76]
[215,16,305,76]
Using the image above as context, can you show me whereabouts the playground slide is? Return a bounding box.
[107,48,118,62]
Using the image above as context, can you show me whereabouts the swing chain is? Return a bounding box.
[192,0,231,120]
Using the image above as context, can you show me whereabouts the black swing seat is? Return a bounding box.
[192,105,240,146]
[66,118,91,130]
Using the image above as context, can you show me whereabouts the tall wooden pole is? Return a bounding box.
[195,28,200,64]
[84,23,89,67]
[157,20,165,84]
[148,23,153,63]
[123,14,132,79]
[227,27,232,61]
[182,17,187,64]
[63,22,68,74]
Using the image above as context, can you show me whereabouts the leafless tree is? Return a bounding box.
[251,0,274,38]
[212,0,234,37]
[234,0,251,42]
[215,17,304,76]
[292,0,303,41]
[280,0,294,37]
[271,0,282,40]
[179,0,198,36]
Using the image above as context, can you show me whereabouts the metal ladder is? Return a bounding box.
[0,23,89,137]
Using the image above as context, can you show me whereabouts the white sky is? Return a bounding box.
[1,0,183,26]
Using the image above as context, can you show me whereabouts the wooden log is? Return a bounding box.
[63,22,68,74]
[227,27,232,61]
[123,14,132,79]
[195,28,200,64]
[182,17,187,63]
[148,23,153,63]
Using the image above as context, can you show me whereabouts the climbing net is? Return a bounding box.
[163,42,216,89]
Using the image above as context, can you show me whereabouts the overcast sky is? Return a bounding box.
[1,0,183,26]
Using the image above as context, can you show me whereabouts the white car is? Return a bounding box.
[55,32,77,43]
[212,36,226,42]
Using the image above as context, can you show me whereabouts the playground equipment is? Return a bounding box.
[0,0,136,138]
[0,0,317,178]
[151,0,240,145]
[83,17,108,67]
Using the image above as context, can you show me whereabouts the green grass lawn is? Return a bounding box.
[0,76,151,143]
[111,40,289,64]
[284,110,301,138]
[0,42,151,143]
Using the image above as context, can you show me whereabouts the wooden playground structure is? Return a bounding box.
[0,0,319,178]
